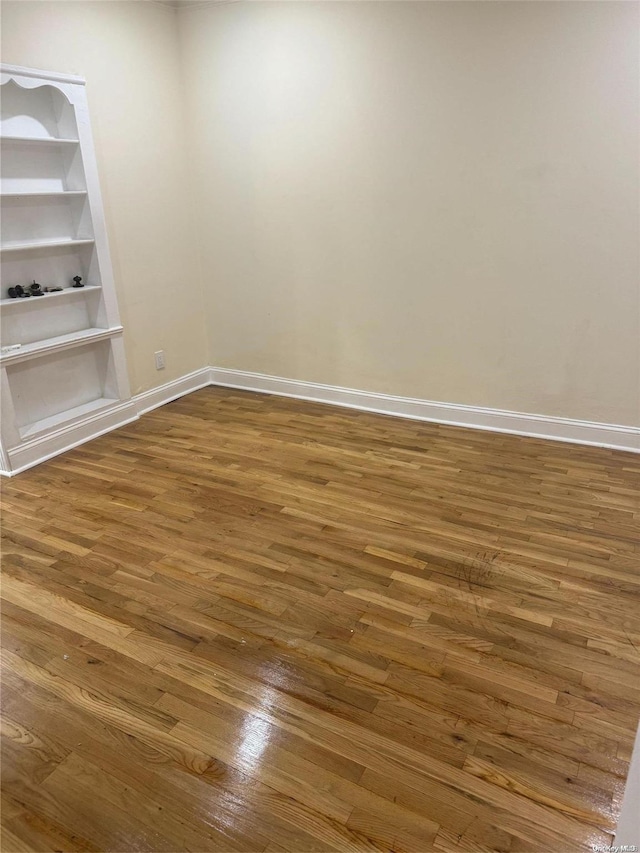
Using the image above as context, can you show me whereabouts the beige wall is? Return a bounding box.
[179,0,640,426]
[1,0,208,395]
[2,1,638,426]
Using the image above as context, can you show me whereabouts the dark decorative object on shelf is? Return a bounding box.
[44,286,63,293]
[72,275,84,288]
[11,285,31,298]
[7,281,49,298]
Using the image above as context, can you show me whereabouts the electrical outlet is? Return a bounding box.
[154,350,166,370]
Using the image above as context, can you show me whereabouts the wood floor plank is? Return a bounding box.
[2,386,638,852]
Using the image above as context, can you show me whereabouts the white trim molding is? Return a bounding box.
[2,366,638,476]
[209,367,640,454]
[0,64,85,86]
[0,368,210,476]
[5,400,138,476]
[134,367,212,417]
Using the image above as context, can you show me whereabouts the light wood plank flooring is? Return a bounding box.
[1,387,639,852]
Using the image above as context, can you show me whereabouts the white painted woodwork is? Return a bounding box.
[0,64,134,474]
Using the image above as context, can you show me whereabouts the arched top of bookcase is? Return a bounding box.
[0,77,78,140]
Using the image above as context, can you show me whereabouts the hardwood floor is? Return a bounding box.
[1,386,639,852]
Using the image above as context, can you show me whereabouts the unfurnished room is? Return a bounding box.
[0,1,639,851]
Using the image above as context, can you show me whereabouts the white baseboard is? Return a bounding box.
[134,367,212,416]
[5,400,139,476]
[1,368,211,476]
[210,367,640,453]
[3,366,637,476]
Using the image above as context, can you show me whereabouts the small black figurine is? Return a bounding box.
[30,280,45,296]
[72,275,84,288]
[7,287,18,298]
[13,285,30,298]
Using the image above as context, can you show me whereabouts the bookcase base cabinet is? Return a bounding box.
[1,65,132,475]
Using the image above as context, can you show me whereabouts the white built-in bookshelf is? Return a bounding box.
[0,65,135,475]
